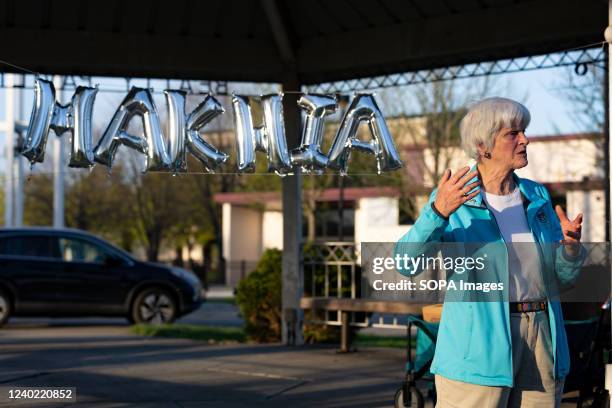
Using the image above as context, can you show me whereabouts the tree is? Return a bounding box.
[23,173,53,226]
[65,165,137,250]
[375,78,498,220]
[556,64,605,133]
[129,164,191,262]
[555,64,605,174]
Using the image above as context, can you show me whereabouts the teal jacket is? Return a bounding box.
[395,172,585,387]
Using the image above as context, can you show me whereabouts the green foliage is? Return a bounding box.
[235,249,282,342]
[353,333,410,349]
[302,313,341,344]
[24,173,54,226]
[131,324,246,343]
[65,165,136,246]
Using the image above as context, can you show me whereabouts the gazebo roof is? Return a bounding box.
[0,0,605,84]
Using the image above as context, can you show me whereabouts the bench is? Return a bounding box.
[300,297,431,352]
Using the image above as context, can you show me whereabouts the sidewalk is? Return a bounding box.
[204,285,235,300]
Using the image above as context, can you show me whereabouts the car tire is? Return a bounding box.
[131,287,177,325]
[0,289,12,327]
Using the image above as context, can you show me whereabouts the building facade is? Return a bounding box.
[215,132,604,287]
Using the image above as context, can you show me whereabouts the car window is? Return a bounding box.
[58,237,111,263]
[0,235,55,258]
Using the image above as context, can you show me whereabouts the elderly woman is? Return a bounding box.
[396,97,584,407]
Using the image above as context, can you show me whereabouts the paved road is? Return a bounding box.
[0,301,581,407]
[179,301,243,327]
[6,300,242,329]
[0,321,407,407]
[6,299,404,337]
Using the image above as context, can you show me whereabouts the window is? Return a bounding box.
[313,201,355,240]
[0,235,55,258]
[58,238,110,263]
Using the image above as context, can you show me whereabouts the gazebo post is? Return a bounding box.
[281,77,303,346]
[605,0,612,390]
[607,1,612,250]
[52,75,65,228]
[3,74,15,227]
[260,0,305,346]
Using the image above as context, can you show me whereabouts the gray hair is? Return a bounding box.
[460,97,531,160]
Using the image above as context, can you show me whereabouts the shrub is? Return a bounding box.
[302,311,341,344]
[235,249,282,342]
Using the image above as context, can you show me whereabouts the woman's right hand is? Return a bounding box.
[433,166,480,218]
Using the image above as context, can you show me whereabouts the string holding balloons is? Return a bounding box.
[21,78,403,175]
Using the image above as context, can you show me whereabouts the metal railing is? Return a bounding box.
[305,47,606,93]
[303,241,415,330]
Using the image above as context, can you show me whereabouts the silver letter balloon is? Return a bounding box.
[290,94,337,174]
[20,79,402,175]
[327,94,403,175]
[232,94,293,175]
[22,78,98,167]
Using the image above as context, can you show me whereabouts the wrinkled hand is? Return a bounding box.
[433,166,480,218]
[555,205,583,257]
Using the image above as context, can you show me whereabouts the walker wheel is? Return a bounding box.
[394,385,424,408]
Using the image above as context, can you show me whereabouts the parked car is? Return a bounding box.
[0,227,202,327]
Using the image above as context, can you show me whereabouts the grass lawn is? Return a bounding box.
[353,333,409,349]
[203,297,236,305]
[131,324,246,343]
[131,323,410,349]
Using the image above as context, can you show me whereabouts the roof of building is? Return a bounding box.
[214,186,401,204]
[214,178,606,206]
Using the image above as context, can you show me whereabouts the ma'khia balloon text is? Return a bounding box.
[21,79,403,175]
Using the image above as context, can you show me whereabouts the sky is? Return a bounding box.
[372,65,599,136]
[498,67,592,135]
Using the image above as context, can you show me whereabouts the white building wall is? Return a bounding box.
[515,139,602,182]
[222,203,263,287]
[262,210,283,250]
[421,139,601,186]
[421,148,472,187]
[181,245,203,263]
[222,203,232,261]
[566,190,605,242]
[355,197,408,244]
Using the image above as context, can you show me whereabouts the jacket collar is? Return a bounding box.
[463,164,545,212]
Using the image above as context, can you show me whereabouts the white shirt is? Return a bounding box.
[483,187,545,301]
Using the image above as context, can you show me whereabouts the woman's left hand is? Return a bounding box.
[555,205,583,257]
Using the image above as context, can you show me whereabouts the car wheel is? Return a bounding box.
[131,287,177,325]
[0,290,12,327]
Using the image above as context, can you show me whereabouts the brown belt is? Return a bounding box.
[509,301,547,313]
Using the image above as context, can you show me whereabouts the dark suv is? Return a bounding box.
[0,227,202,327]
